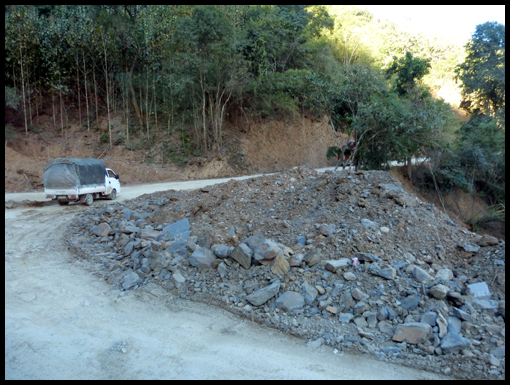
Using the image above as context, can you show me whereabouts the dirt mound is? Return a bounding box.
[67,166,505,380]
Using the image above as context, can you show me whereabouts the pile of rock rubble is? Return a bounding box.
[66,166,505,380]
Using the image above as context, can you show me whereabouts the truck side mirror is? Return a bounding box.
[116,174,119,180]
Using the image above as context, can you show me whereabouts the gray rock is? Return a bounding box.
[489,355,501,367]
[493,259,505,266]
[412,265,434,283]
[140,228,162,240]
[296,236,306,246]
[338,313,354,323]
[162,218,190,240]
[446,316,462,334]
[392,323,432,344]
[461,244,480,253]
[361,218,379,229]
[477,234,499,246]
[436,312,448,338]
[172,271,186,288]
[123,225,140,234]
[354,317,368,328]
[319,224,336,237]
[440,332,471,354]
[124,241,134,256]
[275,291,305,312]
[377,307,389,321]
[121,271,140,290]
[369,264,396,280]
[91,223,111,237]
[353,301,367,315]
[453,307,474,322]
[230,243,253,269]
[467,282,491,299]
[420,311,437,327]
[246,280,281,306]
[304,249,322,267]
[435,268,453,281]
[189,246,216,269]
[378,183,404,192]
[244,231,266,250]
[252,239,283,261]
[490,346,505,358]
[355,252,381,262]
[399,294,421,311]
[211,244,232,258]
[394,194,418,207]
[302,284,318,305]
[366,311,378,328]
[382,346,401,354]
[217,262,228,279]
[351,288,365,301]
[325,258,351,272]
[343,272,356,281]
[429,284,449,299]
[122,209,131,219]
[378,321,394,335]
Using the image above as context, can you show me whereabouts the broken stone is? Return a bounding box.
[429,284,449,300]
[477,234,499,246]
[275,291,305,312]
[189,246,216,270]
[325,258,351,272]
[230,243,252,269]
[392,323,432,344]
[271,254,290,276]
[246,280,281,306]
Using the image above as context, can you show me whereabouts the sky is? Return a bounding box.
[358,5,505,42]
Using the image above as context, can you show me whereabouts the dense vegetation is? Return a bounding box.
[4,5,505,217]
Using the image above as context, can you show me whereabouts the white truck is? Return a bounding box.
[43,158,121,206]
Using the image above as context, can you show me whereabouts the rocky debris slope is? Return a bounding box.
[66,166,505,380]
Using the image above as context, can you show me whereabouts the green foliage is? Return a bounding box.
[436,113,505,203]
[385,52,431,97]
[455,22,505,119]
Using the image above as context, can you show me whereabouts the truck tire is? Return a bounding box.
[108,189,117,200]
[58,200,69,206]
[81,193,93,206]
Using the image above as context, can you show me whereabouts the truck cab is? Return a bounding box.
[105,168,121,199]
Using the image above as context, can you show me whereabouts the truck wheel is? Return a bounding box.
[108,189,117,200]
[58,201,69,206]
[81,193,94,206]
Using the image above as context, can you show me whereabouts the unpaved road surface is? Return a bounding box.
[5,175,448,380]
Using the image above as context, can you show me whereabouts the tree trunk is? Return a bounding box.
[93,69,98,123]
[19,35,28,138]
[76,55,81,128]
[103,37,112,148]
[83,52,90,132]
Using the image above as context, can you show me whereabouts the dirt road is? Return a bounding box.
[5,175,448,380]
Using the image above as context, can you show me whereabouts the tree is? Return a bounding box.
[455,22,505,119]
[385,51,431,97]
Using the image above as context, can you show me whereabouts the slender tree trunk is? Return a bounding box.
[146,66,149,138]
[52,92,56,128]
[93,69,98,123]
[19,34,28,138]
[83,52,90,133]
[76,55,81,128]
[103,36,112,148]
[153,71,157,130]
[59,82,64,138]
[27,75,33,128]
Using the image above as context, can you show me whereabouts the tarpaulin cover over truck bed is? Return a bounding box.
[43,158,106,189]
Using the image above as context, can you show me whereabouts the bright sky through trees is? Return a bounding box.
[358,5,505,42]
